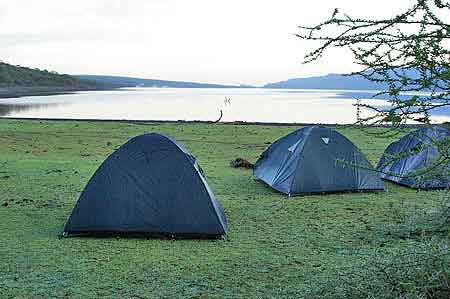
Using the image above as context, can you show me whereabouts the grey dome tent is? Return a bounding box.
[253,126,384,196]
[377,126,450,189]
[63,133,228,238]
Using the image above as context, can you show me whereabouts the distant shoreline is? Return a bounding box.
[0,85,254,99]
[0,86,116,99]
[0,117,433,128]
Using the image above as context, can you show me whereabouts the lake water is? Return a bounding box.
[0,88,447,124]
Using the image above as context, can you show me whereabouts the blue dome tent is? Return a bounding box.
[254,126,384,196]
[64,133,228,238]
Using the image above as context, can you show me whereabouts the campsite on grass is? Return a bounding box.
[1,0,450,298]
[0,120,448,298]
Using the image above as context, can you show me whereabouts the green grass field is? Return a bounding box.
[0,120,443,298]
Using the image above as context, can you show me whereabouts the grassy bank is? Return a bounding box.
[0,120,444,298]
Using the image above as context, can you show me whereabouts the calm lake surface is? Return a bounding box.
[0,88,447,124]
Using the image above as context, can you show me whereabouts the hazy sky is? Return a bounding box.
[0,0,412,85]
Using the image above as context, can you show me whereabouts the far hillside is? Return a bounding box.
[264,73,386,90]
[76,75,244,88]
[263,68,439,90]
[0,62,111,98]
[0,62,103,88]
[0,62,108,88]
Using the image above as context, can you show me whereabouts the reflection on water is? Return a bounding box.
[0,88,448,124]
[0,102,64,117]
[332,91,450,117]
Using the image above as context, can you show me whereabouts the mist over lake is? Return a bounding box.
[3,87,443,124]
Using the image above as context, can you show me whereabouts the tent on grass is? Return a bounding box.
[253,126,384,196]
[377,125,450,189]
[63,133,228,238]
